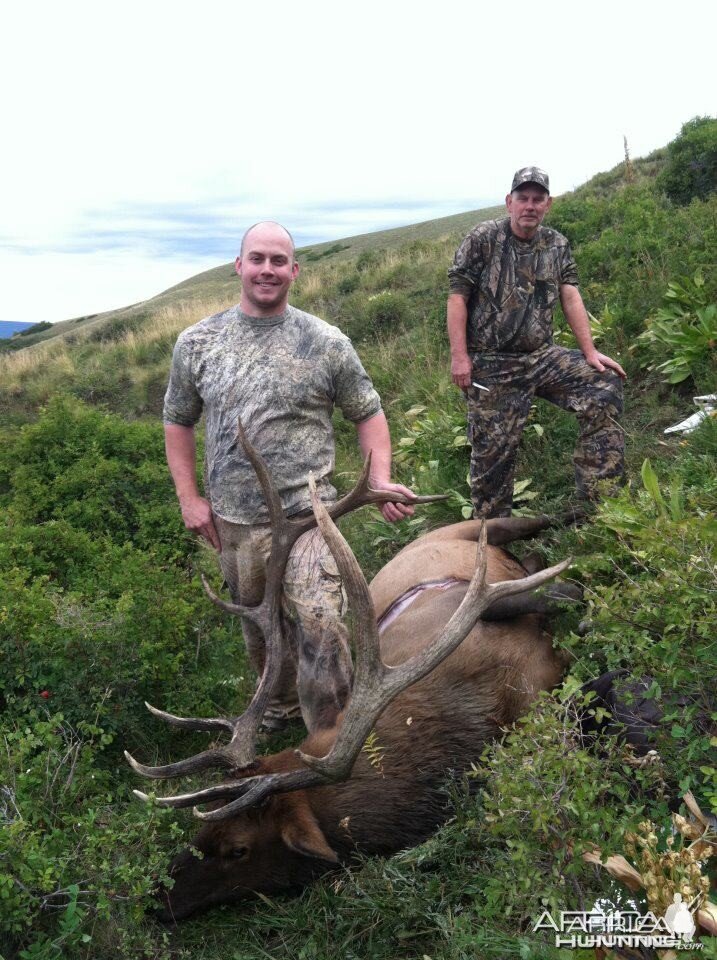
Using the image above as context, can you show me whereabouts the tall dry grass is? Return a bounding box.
[0,298,234,413]
[0,338,76,390]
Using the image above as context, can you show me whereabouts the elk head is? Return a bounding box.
[154,751,342,922]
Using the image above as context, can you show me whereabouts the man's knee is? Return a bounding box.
[540,348,623,421]
[571,371,624,427]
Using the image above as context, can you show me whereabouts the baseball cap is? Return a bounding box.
[511,166,550,193]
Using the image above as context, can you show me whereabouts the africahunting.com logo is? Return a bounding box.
[533,894,702,950]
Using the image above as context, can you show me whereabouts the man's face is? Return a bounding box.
[236,225,299,316]
[505,184,552,239]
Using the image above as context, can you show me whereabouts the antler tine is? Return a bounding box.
[308,474,383,681]
[132,779,259,809]
[201,574,263,625]
[124,745,240,780]
[193,768,329,821]
[143,701,238,734]
[325,452,448,524]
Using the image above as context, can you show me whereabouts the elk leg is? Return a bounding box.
[484,508,586,546]
[481,582,583,621]
[577,670,662,757]
[485,515,555,545]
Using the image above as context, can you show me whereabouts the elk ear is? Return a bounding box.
[279,799,339,864]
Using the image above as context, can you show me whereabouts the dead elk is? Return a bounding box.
[125,426,575,922]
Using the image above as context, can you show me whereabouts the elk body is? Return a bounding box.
[126,425,574,921]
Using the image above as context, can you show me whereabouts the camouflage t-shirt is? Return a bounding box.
[163,304,382,523]
[448,218,579,353]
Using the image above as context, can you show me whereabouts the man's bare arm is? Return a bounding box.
[164,423,221,550]
[447,293,472,389]
[560,284,626,378]
[355,411,415,523]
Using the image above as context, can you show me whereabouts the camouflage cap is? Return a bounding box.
[511,166,550,193]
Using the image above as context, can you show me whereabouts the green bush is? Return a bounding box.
[0,395,187,559]
[549,182,717,343]
[0,711,180,959]
[305,243,351,262]
[637,271,717,384]
[0,526,244,747]
[0,396,251,747]
[658,116,717,205]
[392,401,470,519]
[474,689,652,926]
[336,272,359,295]
[355,249,380,273]
[557,454,717,812]
[362,290,411,329]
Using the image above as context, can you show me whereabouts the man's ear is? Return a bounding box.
[279,797,338,863]
[505,193,513,212]
[235,256,242,276]
[291,260,300,280]
[545,195,553,212]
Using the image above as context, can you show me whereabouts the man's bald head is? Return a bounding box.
[236,221,300,317]
[240,221,296,258]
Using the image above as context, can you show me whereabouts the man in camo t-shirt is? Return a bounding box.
[164,221,414,731]
[447,167,626,518]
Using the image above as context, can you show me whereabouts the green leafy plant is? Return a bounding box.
[555,307,613,348]
[637,271,717,383]
[0,712,180,958]
[472,688,646,925]
[393,404,470,517]
[640,458,685,521]
[558,460,717,815]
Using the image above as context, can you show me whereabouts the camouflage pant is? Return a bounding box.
[467,345,625,518]
[215,515,353,731]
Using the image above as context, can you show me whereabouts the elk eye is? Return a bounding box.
[230,846,249,860]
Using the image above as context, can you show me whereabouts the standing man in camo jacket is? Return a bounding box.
[447,167,626,518]
[164,221,415,732]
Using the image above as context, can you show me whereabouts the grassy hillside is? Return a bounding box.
[0,120,715,959]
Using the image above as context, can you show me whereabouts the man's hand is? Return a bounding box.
[179,494,221,550]
[584,350,627,379]
[369,478,417,523]
[451,353,472,390]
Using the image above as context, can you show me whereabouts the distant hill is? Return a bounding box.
[0,320,37,339]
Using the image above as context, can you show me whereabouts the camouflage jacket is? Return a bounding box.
[448,218,579,353]
[163,304,382,523]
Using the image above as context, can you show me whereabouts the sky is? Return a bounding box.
[1,0,714,326]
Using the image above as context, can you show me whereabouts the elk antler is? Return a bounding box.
[133,472,570,820]
[125,418,445,788]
